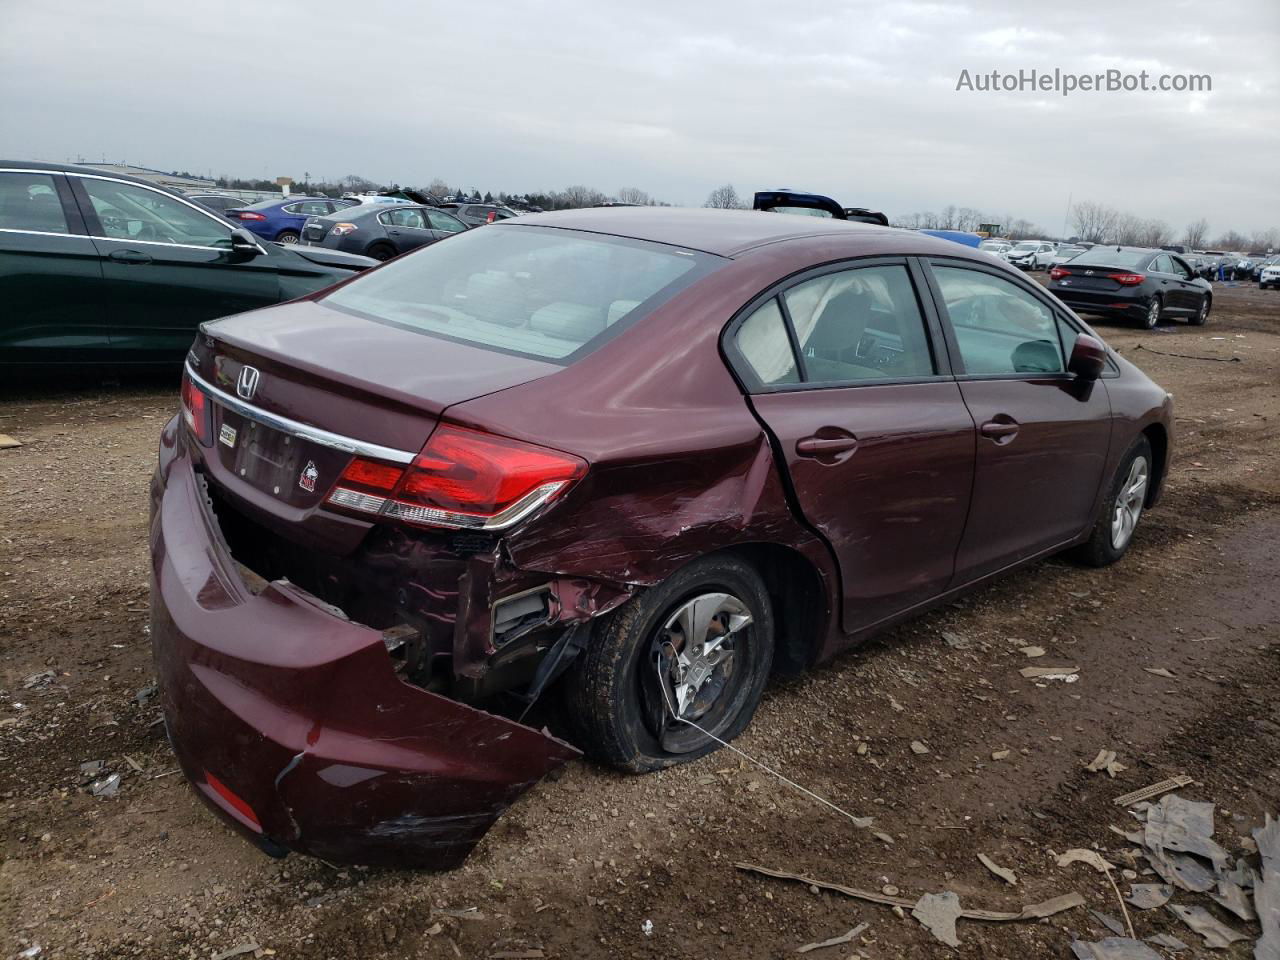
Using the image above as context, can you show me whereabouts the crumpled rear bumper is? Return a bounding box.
[149,448,579,869]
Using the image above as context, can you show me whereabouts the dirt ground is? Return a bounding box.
[2,282,1278,960]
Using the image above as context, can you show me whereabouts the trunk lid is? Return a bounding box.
[1051,265,1131,292]
[188,298,559,537]
[302,217,333,245]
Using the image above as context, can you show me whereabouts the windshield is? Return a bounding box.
[1069,249,1154,269]
[323,224,719,362]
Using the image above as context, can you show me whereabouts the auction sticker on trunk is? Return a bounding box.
[298,460,319,493]
[218,424,237,448]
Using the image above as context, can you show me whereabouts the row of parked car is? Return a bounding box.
[979,236,1278,286]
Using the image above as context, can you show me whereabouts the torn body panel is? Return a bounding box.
[150,443,578,869]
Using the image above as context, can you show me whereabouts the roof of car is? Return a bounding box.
[1,159,177,188]
[505,207,937,258]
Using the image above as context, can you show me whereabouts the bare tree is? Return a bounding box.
[1248,227,1279,252]
[956,207,982,232]
[1183,218,1210,249]
[616,186,652,206]
[1215,230,1249,251]
[1135,218,1172,248]
[704,184,744,209]
[1071,201,1119,244]
[558,185,607,208]
[895,212,923,229]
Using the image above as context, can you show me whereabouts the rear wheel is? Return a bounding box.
[1142,296,1162,329]
[1071,435,1152,567]
[276,230,300,244]
[563,555,774,772]
[367,242,396,261]
[1189,295,1211,326]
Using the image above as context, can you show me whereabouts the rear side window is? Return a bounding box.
[932,266,1064,375]
[380,208,427,228]
[323,224,719,362]
[736,300,799,385]
[0,172,68,233]
[783,265,935,383]
[426,210,466,233]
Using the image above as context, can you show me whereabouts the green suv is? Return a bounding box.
[0,161,376,369]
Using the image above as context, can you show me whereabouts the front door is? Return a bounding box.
[925,261,1112,581]
[379,207,440,254]
[727,260,976,631]
[71,175,281,362]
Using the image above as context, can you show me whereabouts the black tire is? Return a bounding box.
[1189,295,1211,326]
[1141,296,1162,329]
[1071,435,1153,568]
[562,554,774,772]
[367,242,396,262]
[276,230,300,244]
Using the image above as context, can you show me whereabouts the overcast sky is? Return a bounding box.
[2,0,1277,236]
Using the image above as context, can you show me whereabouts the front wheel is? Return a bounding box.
[276,230,300,244]
[1189,296,1211,326]
[562,555,774,772]
[1071,435,1152,567]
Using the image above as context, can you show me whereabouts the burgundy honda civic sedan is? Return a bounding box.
[150,208,1172,868]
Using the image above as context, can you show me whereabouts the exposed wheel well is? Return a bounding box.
[1142,423,1168,506]
[724,542,828,674]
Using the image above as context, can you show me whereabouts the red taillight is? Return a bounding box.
[1049,267,1068,280]
[326,425,586,530]
[233,211,266,221]
[1108,272,1145,286]
[180,372,212,445]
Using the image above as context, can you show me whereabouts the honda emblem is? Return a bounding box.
[236,365,260,400]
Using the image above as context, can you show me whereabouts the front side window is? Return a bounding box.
[0,172,68,233]
[323,224,716,362]
[932,266,1064,376]
[426,210,467,233]
[782,265,936,383]
[81,178,228,247]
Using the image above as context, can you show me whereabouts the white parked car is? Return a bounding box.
[978,238,1012,259]
[1051,245,1088,266]
[1260,261,1280,290]
[1006,240,1056,271]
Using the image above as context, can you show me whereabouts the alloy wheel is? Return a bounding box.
[643,591,753,752]
[1145,299,1161,328]
[1110,455,1149,550]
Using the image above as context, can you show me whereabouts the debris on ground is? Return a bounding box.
[210,943,261,960]
[1112,776,1194,807]
[1086,749,1128,778]
[134,684,158,706]
[641,919,653,937]
[795,922,868,954]
[1018,645,1046,658]
[991,749,1010,761]
[1166,903,1248,948]
[0,434,22,449]
[1144,932,1188,950]
[909,740,929,755]
[1057,849,1115,873]
[1070,937,1162,960]
[1020,665,1080,681]
[91,773,121,797]
[912,891,962,947]
[1254,815,1280,960]
[1143,667,1176,679]
[22,670,56,688]
[977,853,1017,885]
[941,631,969,649]
[1089,910,1127,936]
[1124,884,1173,910]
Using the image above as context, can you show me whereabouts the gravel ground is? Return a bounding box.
[2,282,1278,959]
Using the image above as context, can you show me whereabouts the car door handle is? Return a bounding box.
[108,249,152,265]
[389,230,402,235]
[980,419,1020,444]
[796,435,858,456]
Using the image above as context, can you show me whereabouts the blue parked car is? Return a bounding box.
[225,196,358,244]
[918,229,983,248]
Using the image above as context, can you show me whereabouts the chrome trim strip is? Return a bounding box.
[184,362,416,464]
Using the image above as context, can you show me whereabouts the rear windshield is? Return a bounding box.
[322,224,720,362]
[1069,249,1154,269]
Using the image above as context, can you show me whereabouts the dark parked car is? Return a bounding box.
[0,161,376,367]
[1048,247,1212,328]
[752,189,889,225]
[302,203,467,260]
[226,196,358,244]
[154,208,1172,869]
[186,193,248,215]
[440,202,518,226]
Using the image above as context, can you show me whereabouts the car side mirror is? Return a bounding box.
[229,228,262,258]
[1067,333,1106,382]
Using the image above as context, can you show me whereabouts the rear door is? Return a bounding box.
[924,260,1112,581]
[71,174,282,362]
[0,169,111,364]
[426,209,468,240]
[1149,255,1189,314]
[726,259,976,631]
[379,207,438,253]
